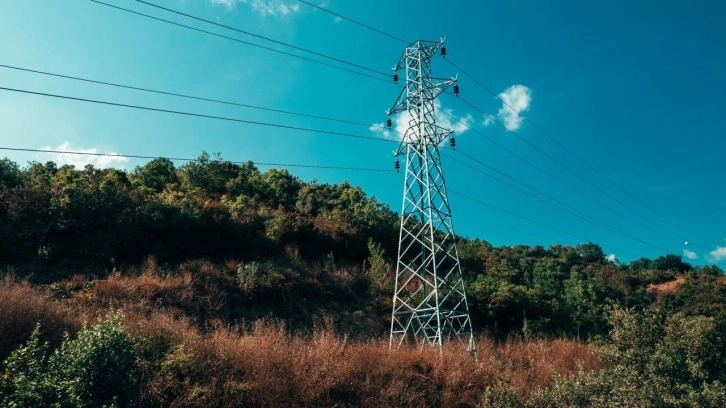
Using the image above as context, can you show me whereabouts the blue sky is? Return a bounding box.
[0,0,724,266]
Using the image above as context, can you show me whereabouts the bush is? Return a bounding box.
[0,325,55,407]
[51,314,141,407]
[0,315,141,408]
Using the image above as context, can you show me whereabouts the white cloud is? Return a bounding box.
[707,246,726,263]
[606,254,619,264]
[211,0,300,17]
[682,249,698,260]
[489,84,532,131]
[41,142,128,169]
[370,100,472,144]
[332,16,343,24]
[210,0,237,10]
[437,101,474,135]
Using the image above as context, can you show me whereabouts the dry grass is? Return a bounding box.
[0,267,603,407]
[647,275,686,294]
[140,318,600,408]
[0,277,81,360]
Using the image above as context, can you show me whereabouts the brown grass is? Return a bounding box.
[0,277,81,360]
[0,267,603,407]
[139,318,600,408]
[647,275,686,294]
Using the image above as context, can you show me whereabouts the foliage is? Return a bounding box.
[0,154,399,266]
[366,238,390,290]
[0,316,141,408]
[527,307,726,407]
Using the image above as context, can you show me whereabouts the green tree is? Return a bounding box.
[0,158,23,191]
[129,157,178,193]
[653,254,692,273]
[367,238,390,289]
[179,152,239,194]
[574,242,606,264]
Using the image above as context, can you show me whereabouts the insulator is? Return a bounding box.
[386,118,392,128]
[453,85,460,96]
[394,159,400,172]
[441,47,447,57]
[450,137,456,149]
[393,73,398,84]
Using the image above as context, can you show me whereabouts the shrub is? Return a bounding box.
[0,325,55,407]
[0,315,141,408]
[50,314,141,407]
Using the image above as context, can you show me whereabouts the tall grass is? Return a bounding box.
[0,277,80,361]
[0,268,602,407]
[136,317,599,407]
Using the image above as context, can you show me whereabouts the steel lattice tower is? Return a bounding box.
[387,40,475,353]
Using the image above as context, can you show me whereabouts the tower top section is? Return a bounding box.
[386,39,458,155]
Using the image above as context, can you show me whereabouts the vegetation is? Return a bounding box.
[1,154,725,406]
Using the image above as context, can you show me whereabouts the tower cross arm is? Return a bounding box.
[387,86,408,116]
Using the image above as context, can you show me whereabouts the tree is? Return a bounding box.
[129,158,178,193]
[367,239,390,289]
[179,152,239,194]
[0,158,23,191]
[653,254,692,273]
[574,242,606,264]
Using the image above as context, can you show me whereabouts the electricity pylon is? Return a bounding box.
[387,39,475,353]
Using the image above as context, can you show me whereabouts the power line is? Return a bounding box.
[296,0,409,44]
[445,57,698,240]
[269,0,698,253]
[0,85,397,144]
[0,147,394,172]
[88,0,390,85]
[445,150,673,253]
[0,63,399,135]
[455,94,686,242]
[438,109,646,227]
[438,104,682,243]
[447,189,637,258]
[133,0,390,77]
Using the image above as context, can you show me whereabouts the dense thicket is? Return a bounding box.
[1,154,724,339]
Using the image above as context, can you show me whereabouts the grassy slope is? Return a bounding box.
[0,261,600,408]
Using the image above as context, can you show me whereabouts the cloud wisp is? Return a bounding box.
[370,100,473,144]
[682,249,698,260]
[707,246,726,263]
[485,84,532,131]
[40,142,129,169]
[210,0,300,17]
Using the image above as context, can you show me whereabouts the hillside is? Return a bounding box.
[1,155,725,407]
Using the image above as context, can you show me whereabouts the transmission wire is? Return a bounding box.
[448,189,637,258]
[0,63,399,136]
[445,150,672,253]
[437,107,682,243]
[296,0,409,44]
[0,86,396,144]
[0,147,394,172]
[88,0,391,85]
[445,58,698,240]
[455,94,686,242]
[134,0,390,77]
[284,1,699,250]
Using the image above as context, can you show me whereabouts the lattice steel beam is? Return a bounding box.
[387,40,475,353]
